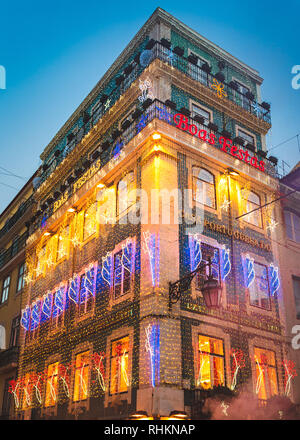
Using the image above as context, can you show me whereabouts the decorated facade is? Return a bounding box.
[9,8,297,420]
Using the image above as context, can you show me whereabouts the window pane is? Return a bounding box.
[293,213,300,242]
[192,104,210,125]
[83,204,97,240]
[73,351,90,402]
[292,277,300,319]
[193,169,216,209]
[197,335,225,389]
[254,347,278,400]
[45,362,59,407]
[249,263,270,309]
[110,337,129,395]
[284,211,293,240]
[237,129,255,145]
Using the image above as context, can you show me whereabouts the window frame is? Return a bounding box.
[116,171,135,218]
[16,262,26,293]
[73,350,91,403]
[242,189,263,228]
[236,126,257,149]
[196,334,226,390]
[110,239,136,306]
[1,274,11,303]
[76,264,98,319]
[254,346,278,401]
[109,335,130,396]
[248,261,271,310]
[44,362,59,408]
[192,166,217,210]
[284,210,300,243]
[9,315,20,347]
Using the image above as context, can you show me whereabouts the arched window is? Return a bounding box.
[192,167,216,209]
[0,325,6,350]
[244,191,262,227]
[117,172,135,216]
[284,210,300,242]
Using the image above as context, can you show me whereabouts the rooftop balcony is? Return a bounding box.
[37,42,271,189]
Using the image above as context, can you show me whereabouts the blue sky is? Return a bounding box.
[0,0,299,212]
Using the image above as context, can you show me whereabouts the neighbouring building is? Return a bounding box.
[276,164,300,404]
[0,174,36,419]
[9,8,297,420]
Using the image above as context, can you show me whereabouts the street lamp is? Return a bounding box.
[169,257,222,309]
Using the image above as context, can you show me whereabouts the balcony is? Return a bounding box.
[0,346,19,373]
[37,42,271,189]
[28,99,277,237]
[0,230,28,269]
[0,196,32,240]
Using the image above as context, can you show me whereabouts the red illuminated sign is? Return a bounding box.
[173,114,265,172]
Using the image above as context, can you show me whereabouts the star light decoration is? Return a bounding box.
[104,98,111,111]
[211,78,228,99]
[220,199,231,212]
[266,217,279,232]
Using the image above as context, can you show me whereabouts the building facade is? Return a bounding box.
[0,175,35,419]
[9,8,295,419]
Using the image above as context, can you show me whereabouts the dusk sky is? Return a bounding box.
[0,0,299,212]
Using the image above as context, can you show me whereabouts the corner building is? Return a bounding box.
[15,8,288,419]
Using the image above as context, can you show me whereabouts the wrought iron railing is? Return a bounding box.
[0,346,19,370]
[37,41,271,188]
[28,99,277,237]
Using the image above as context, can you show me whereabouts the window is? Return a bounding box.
[73,351,90,402]
[113,244,133,300]
[11,237,19,257]
[233,80,251,111]
[195,243,220,290]
[249,262,270,310]
[22,372,32,410]
[36,245,47,277]
[196,335,225,389]
[56,225,70,260]
[117,172,135,216]
[45,362,59,407]
[243,191,262,228]
[110,336,129,395]
[237,128,255,147]
[284,210,300,242]
[192,167,216,209]
[78,268,96,317]
[1,275,11,303]
[51,288,65,330]
[191,103,211,126]
[2,377,13,418]
[83,203,97,241]
[9,316,20,347]
[254,347,278,401]
[16,263,25,293]
[188,52,208,85]
[0,325,5,349]
[292,276,300,319]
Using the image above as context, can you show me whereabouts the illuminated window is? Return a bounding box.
[117,172,135,216]
[16,263,25,293]
[243,191,262,227]
[56,225,70,260]
[254,347,278,401]
[195,243,220,290]
[249,262,270,310]
[192,167,216,209]
[51,288,65,330]
[73,351,90,402]
[113,244,133,300]
[197,335,225,389]
[78,268,96,317]
[284,210,300,243]
[83,203,97,241]
[1,275,11,303]
[110,336,129,395]
[22,373,32,410]
[45,362,59,407]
